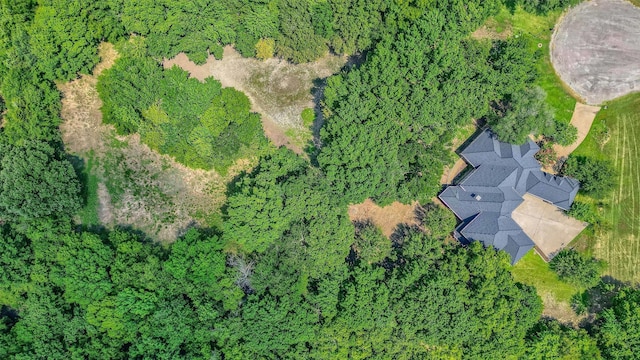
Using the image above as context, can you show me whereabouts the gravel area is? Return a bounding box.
[551,0,640,105]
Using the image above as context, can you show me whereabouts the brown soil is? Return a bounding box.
[59,43,250,243]
[471,23,513,40]
[471,15,513,41]
[348,199,419,238]
[540,292,587,327]
[163,47,346,153]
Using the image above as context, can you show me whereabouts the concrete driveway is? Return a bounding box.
[512,194,587,260]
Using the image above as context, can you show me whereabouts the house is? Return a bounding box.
[438,129,580,264]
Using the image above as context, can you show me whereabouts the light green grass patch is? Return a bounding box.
[570,93,640,283]
[512,250,581,303]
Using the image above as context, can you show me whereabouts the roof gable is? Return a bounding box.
[439,129,580,264]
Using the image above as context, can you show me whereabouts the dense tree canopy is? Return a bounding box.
[0,141,80,223]
[318,5,538,205]
[594,287,640,359]
[1,0,640,359]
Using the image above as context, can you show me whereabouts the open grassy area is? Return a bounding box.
[489,5,578,123]
[571,93,640,283]
[512,250,581,303]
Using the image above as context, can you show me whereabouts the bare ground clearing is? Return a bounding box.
[348,199,419,238]
[540,292,587,327]
[471,19,513,40]
[60,43,251,242]
[163,47,346,153]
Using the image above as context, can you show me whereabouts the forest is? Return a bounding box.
[0,0,638,359]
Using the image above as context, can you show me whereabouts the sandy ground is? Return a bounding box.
[59,43,244,242]
[163,47,345,153]
[348,199,419,238]
[551,0,640,105]
[471,22,513,40]
[512,194,588,259]
[540,292,588,327]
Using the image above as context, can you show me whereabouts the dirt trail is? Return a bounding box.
[348,199,419,238]
[59,43,245,242]
[163,47,346,153]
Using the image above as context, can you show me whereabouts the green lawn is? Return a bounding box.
[571,93,640,283]
[512,250,581,303]
[490,5,577,123]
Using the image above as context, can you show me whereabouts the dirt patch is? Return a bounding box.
[540,292,587,327]
[348,199,419,238]
[163,47,346,153]
[59,43,249,242]
[551,0,640,105]
[471,21,513,40]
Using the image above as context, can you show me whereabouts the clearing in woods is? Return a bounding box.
[348,199,419,238]
[60,43,254,242]
[163,46,346,153]
[572,93,640,283]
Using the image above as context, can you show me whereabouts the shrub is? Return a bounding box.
[562,156,617,198]
[567,200,605,227]
[255,38,275,60]
[591,121,611,150]
[98,56,265,173]
[301,108,315,127]
[520,0,568,14]
[550,120,578,146]
[550,249,604,288]
[535,141,557,168]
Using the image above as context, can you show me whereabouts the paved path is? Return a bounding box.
[554,102,601,158]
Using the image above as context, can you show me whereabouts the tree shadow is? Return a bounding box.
[67,154,90,209]
[505,0,518,14]
[574,275,634,329]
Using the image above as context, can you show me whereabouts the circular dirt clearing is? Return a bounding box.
[551,0,640,105]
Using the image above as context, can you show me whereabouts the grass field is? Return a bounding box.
[572,93,640,283]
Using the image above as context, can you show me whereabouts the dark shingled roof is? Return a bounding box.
[439,129,580,264]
